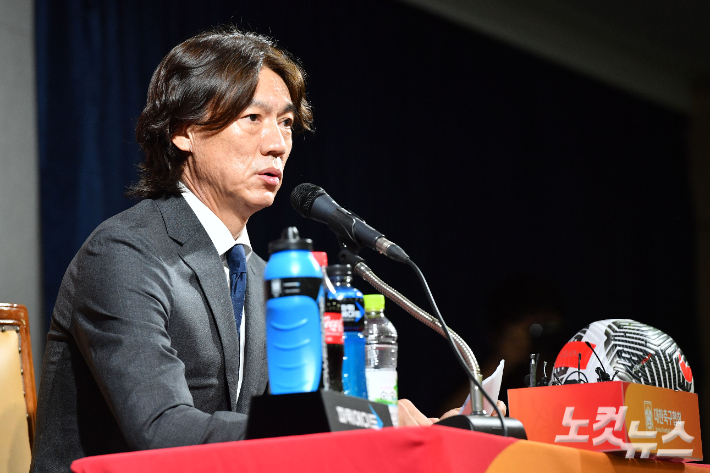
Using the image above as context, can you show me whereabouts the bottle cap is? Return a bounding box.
[363,294,385,311]
[311,251,328,268]
[268,226,313,254]
[326,264,352,277]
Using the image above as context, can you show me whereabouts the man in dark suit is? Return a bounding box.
[31,28,313,472]
[32,25,476,473]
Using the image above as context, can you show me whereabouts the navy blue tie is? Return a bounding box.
[226,244,247,335]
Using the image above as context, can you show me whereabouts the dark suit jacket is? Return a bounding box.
[31,195,269,473]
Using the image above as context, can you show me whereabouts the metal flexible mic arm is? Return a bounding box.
[337,250,491,419]
[354,261,486,414]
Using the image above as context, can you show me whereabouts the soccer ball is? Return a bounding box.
[550,319,693,392]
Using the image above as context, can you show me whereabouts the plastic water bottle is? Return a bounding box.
[364,294,398,426]
[313,252,343,392]
[264,227,323,394]
[328,264,367,398]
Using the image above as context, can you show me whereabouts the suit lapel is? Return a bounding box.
[237,256,268,412]
[156,195,241,411]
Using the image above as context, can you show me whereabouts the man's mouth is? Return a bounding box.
[258,167,282,186]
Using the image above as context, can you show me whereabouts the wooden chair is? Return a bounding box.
[0,303,37,472]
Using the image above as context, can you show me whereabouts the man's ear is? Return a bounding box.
[171,125,193,153]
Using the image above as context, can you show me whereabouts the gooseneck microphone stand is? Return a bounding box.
[336,246,530,440]
[338,251,486,415]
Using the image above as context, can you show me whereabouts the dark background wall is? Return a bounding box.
[37,0,697,422]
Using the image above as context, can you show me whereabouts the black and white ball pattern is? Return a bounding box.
[551,319,693,392]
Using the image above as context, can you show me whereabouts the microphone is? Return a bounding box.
[290,183,410,263]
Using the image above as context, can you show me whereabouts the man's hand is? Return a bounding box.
[397,399,507,427]
[492,400,507,417]
[398,399,434,426]
[428,408,459,424]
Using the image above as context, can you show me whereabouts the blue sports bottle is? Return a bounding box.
[264,227,323,394]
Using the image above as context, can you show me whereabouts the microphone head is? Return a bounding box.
[291,183,327,218]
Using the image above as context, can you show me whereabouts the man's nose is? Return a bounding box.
[260,119,288,157]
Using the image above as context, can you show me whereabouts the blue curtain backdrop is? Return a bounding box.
[36,0,697,416]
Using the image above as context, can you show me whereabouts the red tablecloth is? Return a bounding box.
[71,426,710,473]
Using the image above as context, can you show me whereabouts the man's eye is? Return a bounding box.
[247,114,259,122]
[281,118,294,128]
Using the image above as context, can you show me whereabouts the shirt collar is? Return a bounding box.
[179,182,252,260]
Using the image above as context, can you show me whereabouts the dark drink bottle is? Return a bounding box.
[323,296,345,392]
[312,252,343,392]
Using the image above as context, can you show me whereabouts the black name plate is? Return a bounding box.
[245,390,394,439]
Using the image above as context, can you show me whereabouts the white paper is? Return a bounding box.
[459,359,505,415]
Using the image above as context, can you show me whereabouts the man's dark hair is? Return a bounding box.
[130,27,313,199]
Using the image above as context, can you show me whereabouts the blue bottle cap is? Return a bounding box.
[268,226,314,254]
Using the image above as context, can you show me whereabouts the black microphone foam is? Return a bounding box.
[291,183,326,219]
[290,182,410,263]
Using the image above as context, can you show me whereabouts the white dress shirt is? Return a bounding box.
[180,183,251,402]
